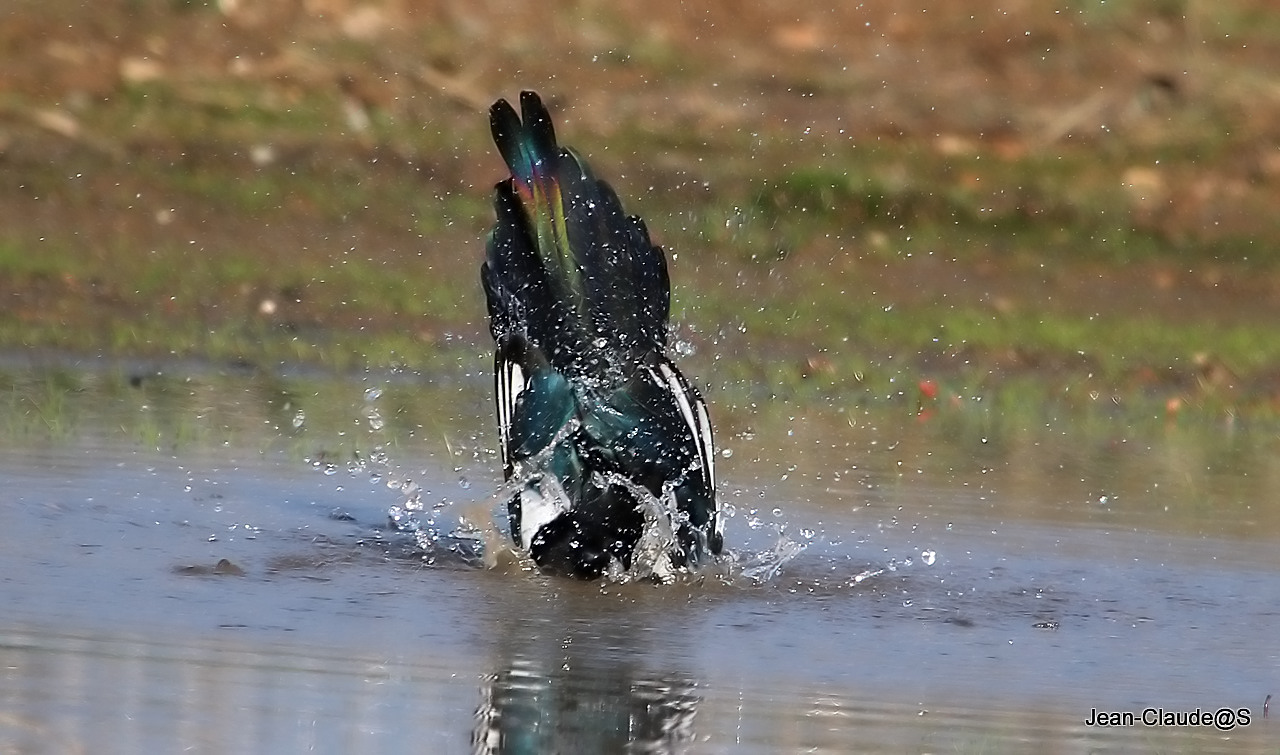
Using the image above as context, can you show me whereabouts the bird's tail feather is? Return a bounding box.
[485,91,670,383]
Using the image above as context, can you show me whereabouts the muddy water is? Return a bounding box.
[2,357,1278,753]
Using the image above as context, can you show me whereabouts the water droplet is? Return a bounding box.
[364,387,382,402]
[292,410,305,429]
[721,448,733,458]
[921,549,936,566]
[771,507,783,518]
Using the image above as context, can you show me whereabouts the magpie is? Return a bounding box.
[480,91,721,579]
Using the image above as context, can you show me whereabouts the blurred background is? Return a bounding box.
[4,0,1280,417]
[5,4,1280,752]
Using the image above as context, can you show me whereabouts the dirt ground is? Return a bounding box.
[3,0,1280,411]
[7,0,1280,231]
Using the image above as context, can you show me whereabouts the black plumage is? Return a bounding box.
[481,91,721,579]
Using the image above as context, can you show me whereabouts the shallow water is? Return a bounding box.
[2,357,1278,753]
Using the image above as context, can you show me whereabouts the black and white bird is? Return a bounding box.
[480,91,721,579]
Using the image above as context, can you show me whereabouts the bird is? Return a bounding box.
[480,91,721,580]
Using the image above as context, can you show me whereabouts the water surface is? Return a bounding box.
[2,358,1277,753]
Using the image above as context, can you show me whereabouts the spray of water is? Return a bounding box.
[306,382,937,586]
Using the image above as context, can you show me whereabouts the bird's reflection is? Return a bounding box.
[473,612,701,754]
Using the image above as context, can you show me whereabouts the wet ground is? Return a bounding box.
[3,357,1277,753]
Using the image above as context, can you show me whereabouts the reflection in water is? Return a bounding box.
[0,624,482,753]
[473,615,700,754]
[473,660,699,754]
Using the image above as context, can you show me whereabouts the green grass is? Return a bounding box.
[4,0,1280,420]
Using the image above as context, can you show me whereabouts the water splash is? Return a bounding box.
[297,382,485,564]
[739,535,808,583]
[713,496,945,589]
[363,387,385,431]
[304,383,942,586]
[467,434,727,583]
[597,470,682,584]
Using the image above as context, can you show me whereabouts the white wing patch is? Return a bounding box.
[693,387,722,542]
[650,360,717,533]
[692,380,715,492]
[517,486,553,551]
[495,354,526,473]
[514,473,571,551]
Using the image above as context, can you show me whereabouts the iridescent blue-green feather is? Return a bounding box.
[481,91,720,578]
[486,92,670,385]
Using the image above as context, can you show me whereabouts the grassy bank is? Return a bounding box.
[3,0,1280,418]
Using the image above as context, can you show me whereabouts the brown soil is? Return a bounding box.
[3,0,1280,411]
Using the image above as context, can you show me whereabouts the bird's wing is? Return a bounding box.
[494,346,525,478]
[492,333,576,479]
[646,357,719,552]
[646,357,715,499]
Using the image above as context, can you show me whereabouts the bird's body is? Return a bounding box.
[481,91,721,579]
